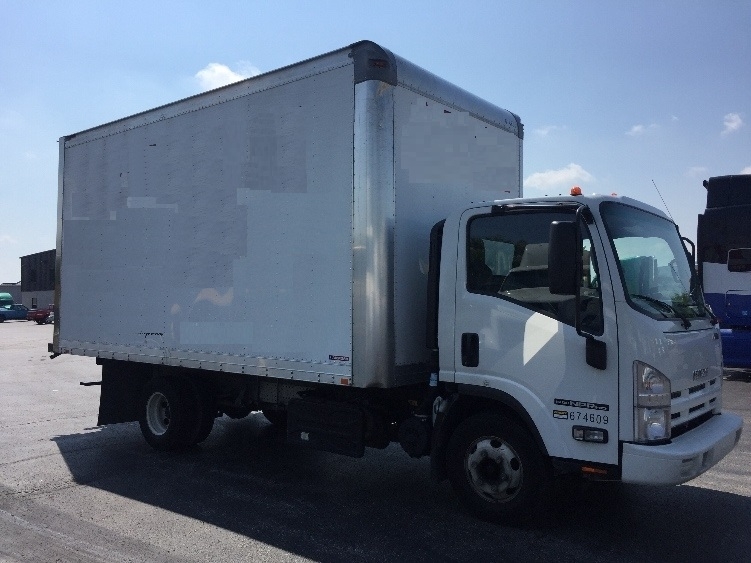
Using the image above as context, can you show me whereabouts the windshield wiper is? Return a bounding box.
[632,294,692,329]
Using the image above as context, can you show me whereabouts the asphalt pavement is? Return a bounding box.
[1,320,749,562]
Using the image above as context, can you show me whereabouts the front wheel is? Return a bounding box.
[446,412,549,523]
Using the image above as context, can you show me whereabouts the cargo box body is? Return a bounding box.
[55,41,522,389]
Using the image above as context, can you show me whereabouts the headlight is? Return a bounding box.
[634,361,671,442]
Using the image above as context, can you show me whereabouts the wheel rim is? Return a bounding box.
[145,391,171,436]
[465,436,523,503]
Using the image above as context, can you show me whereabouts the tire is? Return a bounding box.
[0,316,5,323]
[446,412,549,523]
[262,408,287,427]
[138,377,197,451]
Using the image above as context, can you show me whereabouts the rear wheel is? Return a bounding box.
[139,377,196,450]
[446,412,548,523]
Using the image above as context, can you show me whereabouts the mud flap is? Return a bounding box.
[97,360,149,425]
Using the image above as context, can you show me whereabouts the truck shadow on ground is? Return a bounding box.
[52,415,750,563]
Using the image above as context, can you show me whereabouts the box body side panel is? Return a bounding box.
[391,87,523,375]
[59,64,355,380]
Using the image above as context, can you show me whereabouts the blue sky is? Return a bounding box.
[1,1,749,283]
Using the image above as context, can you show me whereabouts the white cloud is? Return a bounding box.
[533,125,564,137]
[524,163,594,192]
[741,166,751,174]
[0,235,18,245]
[195,61,261,91]
[722,113,743,136]
[626,124,645,136]
[626,123,658,136]
[235,61,262,78]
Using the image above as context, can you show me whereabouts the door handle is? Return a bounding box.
[461,333,479,367]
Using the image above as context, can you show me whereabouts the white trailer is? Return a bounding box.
[53,41,741,522]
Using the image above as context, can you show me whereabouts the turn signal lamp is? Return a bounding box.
[570,186,582,196]
[581,466,609,476]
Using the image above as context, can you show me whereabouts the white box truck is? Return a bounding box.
[52,41,742,522]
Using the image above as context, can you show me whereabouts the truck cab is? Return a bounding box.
[430,193,742,520]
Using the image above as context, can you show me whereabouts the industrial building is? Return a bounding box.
[20,249,55,309]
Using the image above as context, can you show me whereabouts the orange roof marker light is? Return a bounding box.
[570,186,582,196]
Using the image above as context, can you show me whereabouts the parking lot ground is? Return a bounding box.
[1,321,750,562]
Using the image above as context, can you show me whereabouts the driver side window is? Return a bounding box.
[467,211,603,334]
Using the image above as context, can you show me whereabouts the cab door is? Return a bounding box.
[452,205,619,465]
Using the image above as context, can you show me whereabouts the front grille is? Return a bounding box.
[670,377,720,438]
[672,411,714,439]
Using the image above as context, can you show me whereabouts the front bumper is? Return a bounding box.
[621,413,743,485]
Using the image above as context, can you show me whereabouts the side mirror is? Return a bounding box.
[681,236,696,268]
[549,221,579,295]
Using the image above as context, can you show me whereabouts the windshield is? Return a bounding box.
[600,202,707,322]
